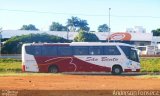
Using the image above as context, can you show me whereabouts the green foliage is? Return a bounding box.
[20,24,39,30]
[98,24,109,32]
[67,16,79,32]
[74,30,99,42]
[1,33,69,54]
[67,16,90,32]
[0,27,2,33]
[140,58,160,72]
[152,28,160,36]
[78,20,90,32]
[49,22,68,31]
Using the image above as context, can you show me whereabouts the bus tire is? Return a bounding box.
[48,65,59,73]
[111,65,122,75]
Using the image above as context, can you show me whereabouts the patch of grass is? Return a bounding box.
[140,58,160,72]
[0,58,21,73]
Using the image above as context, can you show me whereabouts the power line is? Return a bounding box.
[0,8,160,18]
[0,8,106,17]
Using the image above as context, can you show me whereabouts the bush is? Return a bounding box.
[74,30,99,42]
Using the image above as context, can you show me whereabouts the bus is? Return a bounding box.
[136,45,158,55]
[22,42,140,75]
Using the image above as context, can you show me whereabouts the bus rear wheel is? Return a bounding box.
[48,65,59,73]
[112,66,122,75]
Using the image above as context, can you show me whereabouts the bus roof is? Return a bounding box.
[70,42,133,46]
[22,42,134,47]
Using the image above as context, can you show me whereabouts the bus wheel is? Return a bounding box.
[48,65,58,73]
[112,65,122,75]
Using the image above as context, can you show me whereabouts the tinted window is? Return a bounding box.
[137,47,146,51]
[120,46,139,62]
[25,46,34,55]
[103,46,121,55]
[120,46,133,59]
[34,46,42,56]
[73,46,89,55]
[42,46,57,56]
[89,46,103,55]
[130,50,139,62]
[25,46,41,56]
[58,46,72,56]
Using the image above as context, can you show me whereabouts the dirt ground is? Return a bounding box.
[0,74,160,96]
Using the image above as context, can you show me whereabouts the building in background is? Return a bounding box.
[126,26,146,33]
[107,32,152,46]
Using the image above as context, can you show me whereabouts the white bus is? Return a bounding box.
[22,42,140,75]
[136,45,158,55]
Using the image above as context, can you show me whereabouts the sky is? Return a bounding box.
[0,0,160,32]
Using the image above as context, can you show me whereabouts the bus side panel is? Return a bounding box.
[34,56,111,72]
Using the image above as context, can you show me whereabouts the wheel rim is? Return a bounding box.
[50,67,58,73]
[115,68,120,74]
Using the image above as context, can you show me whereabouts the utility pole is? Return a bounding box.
[108,8,111,42]
[67,28,69,40]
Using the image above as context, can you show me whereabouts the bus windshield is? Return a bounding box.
[120,46,139,62]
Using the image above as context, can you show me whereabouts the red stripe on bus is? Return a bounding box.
[34,56,111,73]
[22,65,25,72]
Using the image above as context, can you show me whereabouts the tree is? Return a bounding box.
[0,27,2,38]
[74,30,99,42]
[49,22,68,31]
[67,16,79,32]
[1,33,69,54]
[67,16,90,32]
[152,28,160,36]
[78,20,90,32]
[98,24,109,32]
[20,24,39,30]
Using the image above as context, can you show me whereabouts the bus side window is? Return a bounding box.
[26,46,42,56]
[89,46,103,55]
[58,46,72,56]
[34,46,42,56]
[25,46,34,55]
[73,46,89,55]
[42,46,57,56]
[103,46,121,55]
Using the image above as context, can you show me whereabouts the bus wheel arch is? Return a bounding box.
[111,65,123,75]
[48,65,59,73]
